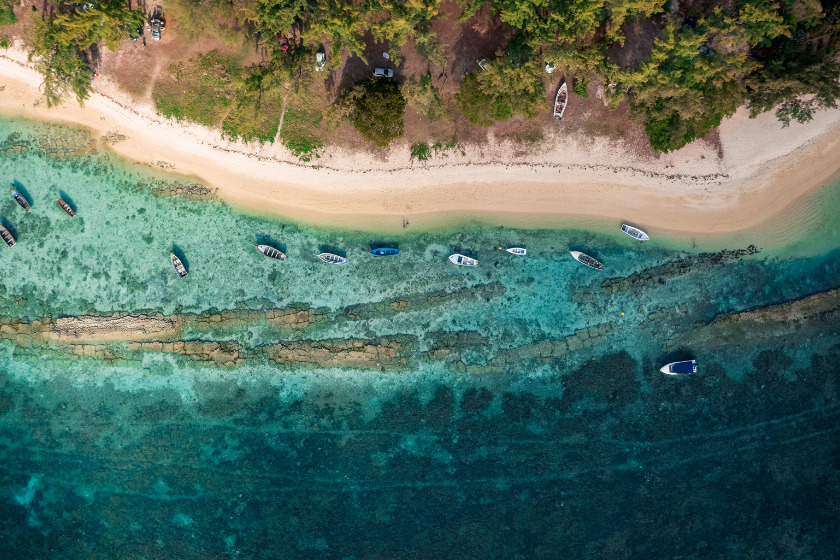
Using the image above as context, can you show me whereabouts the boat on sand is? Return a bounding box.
[171,253,188,278]
[318,253,346,265]
[553,81,568,120]
[57,198,75,217]
[449,254,477,267]
[621,224,649,241]
[255,244,286,260]
[660,360,696,375]
[570,251,603,270]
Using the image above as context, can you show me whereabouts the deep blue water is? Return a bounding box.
[0,116,838,559]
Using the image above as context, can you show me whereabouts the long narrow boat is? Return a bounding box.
[171,253,188,278]
[621,223,649,241]
[57,197,76,217]
[255,244,286,260]
[449,254,478,267]
[11,188,30,212]
[506,247,526,255]
[553,81,568,120]
[318,253,347,265]
[570,251,603,270]
[370,248,399,257]
[660,360,697,375]
[0,225,15,247]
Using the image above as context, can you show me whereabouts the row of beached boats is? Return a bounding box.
[0,187,75,248]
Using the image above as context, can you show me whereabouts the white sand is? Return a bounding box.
[2,45,840,234]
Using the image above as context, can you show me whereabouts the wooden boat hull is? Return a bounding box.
[370,248,399,257]
[449,254,477,267]
[57,198,76,217]
[318,253,346,264]
[171,253,188,278]
[255,244,286,260]
[11,190,30,212]
[553,81,568,120]
[0,225,15,248]
[621,224,649,241]
[570,251,603,270]
[506,248,526,255]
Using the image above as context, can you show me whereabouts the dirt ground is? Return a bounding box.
[2,0,719,158]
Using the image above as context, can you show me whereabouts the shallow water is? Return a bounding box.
[0,115,839,558]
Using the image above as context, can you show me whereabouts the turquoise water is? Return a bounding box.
[0,115,839,558]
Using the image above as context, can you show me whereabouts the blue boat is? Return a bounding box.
[370,248,399,257]
[660,360,696,375]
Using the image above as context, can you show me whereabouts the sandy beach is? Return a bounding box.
[2,45,840,235]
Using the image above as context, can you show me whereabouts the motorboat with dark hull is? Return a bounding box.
[255,244,286,260]
[318,253,347,265]
[449,254,478,267]
[171,253,188,278]
[621,223,649,241]
[0,225,15,247]
[11,188,30,212]
[370,248,399,257]
[660,360,696,375]
[570,251,603,270]
[57,198,76,217]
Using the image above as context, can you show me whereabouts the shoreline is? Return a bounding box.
[2,47,840,237]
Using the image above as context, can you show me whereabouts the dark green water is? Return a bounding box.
[0,116,838,558]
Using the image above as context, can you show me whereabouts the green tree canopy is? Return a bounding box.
[350,78,406,146]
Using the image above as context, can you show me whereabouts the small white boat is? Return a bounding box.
[621,224,650,242]
[171,253,187,278]
[449,254,477,267]
[660,360,697,375]
[255,244,286,260]
[553,81,567,120]
[318,253,346,265]
[506,247,526,255]
[570,251,603,270]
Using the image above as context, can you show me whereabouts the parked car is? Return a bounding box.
[152,20,161,40]
[373,68,393,78]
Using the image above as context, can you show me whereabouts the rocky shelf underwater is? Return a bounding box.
[0,116,839,558]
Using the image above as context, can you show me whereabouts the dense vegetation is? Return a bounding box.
[24,0,840,152]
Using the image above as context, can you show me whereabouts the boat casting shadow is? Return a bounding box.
[255,234,286,254]
[658,349,696,371]
[318,244,345,258]
[368,241,399,251]
[449,245,477,259]
[171,244,189,272]
[0,216,18,239]
[59,190,77,212]
[11,180,33,208]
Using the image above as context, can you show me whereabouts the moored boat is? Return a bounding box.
[553,81,568,120]
[570,251,603,270]
[660,360,697,375]
[57,197,75,217]
[0,225,15,247]
[370,248,399,257]
[449,254,477,267]
[621,223,649,241]
[318,253,347,265]
[11,188,30,212]
[506,247,526,255]
[255,244,286,260]
[171,253,188,278]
